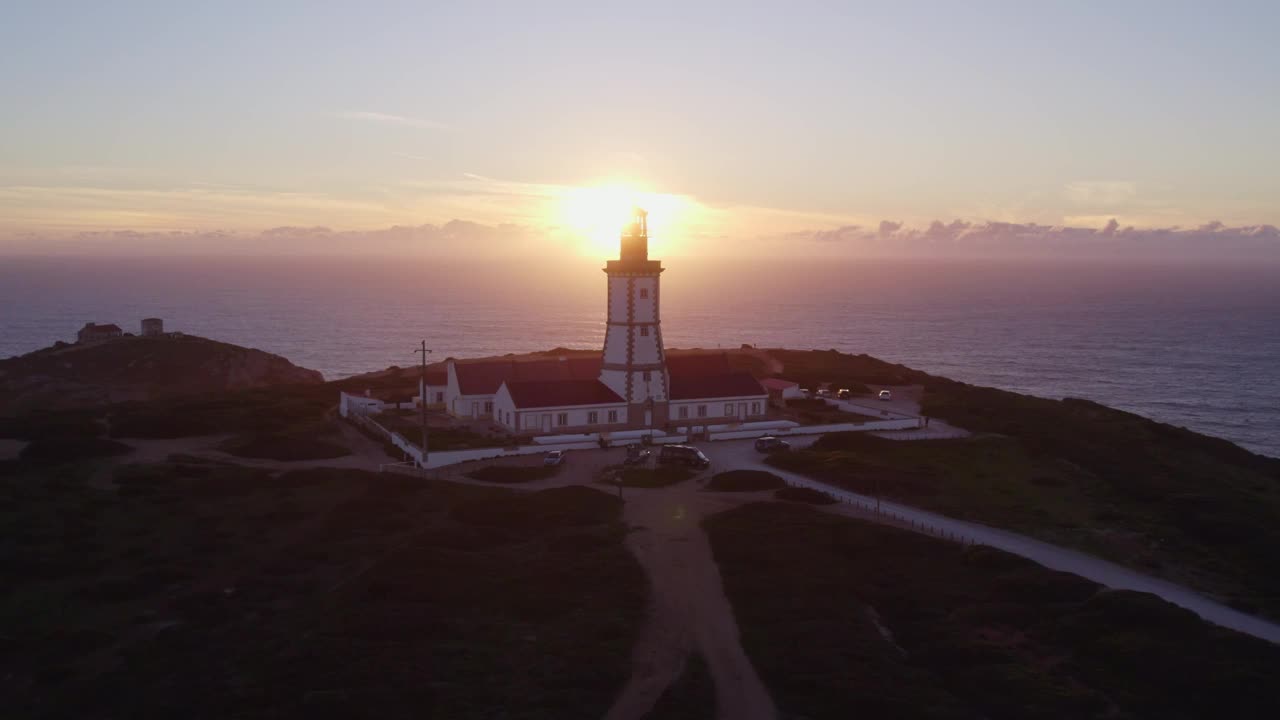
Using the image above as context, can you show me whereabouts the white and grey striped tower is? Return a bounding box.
[600,208,668,429]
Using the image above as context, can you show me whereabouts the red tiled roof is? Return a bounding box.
[760,378,798,391]
[454,356,602,395]
[422,370,447,386]
[669,372,765,400]
[665,352,731,378]
[504,379,623,409]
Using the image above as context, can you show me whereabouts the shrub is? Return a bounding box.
[465,464,560,484]
[613,466,695,488]
[774,486,838,504]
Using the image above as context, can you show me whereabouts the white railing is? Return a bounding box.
[778,474,978,545]
[708,417,919,442]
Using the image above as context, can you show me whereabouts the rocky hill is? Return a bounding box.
[0,335,323,416]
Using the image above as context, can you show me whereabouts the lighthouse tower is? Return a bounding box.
[600,208,668,428]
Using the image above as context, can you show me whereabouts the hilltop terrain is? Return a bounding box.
[0,335,323,416]
[3,343,1280,717]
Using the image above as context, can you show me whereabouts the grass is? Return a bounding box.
[465,464,561,484]
[375,412,529,451]
[768,401,1280,619]
[706,470,786,492]
[705,501,1280,720]
[780,397,877,425]
[109,383,338,439]
[765,348,929,390]
[771,348,1280,618]
[19,436,134,463]
[0,462,645,719]
[611,465,697,488]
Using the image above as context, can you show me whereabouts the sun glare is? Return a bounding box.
[557,184,691,257]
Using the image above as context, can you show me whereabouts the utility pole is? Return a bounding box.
[415,341,432,468]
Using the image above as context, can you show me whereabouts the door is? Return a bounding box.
[541,414,552,432]
[644,409,652,427]
[738,402,748,419]
[471,402,479,417]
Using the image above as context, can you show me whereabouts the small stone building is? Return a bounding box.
[141,318,164,336]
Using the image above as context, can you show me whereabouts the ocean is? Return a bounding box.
[2,256,1278,458]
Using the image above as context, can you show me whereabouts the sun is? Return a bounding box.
[557,183,690,257]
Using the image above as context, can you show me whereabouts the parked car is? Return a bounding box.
[816,388,831,398]
[754,436,791,453]
[623,445,651,466]
[799,388,812,398]
[543,450,566,466]
[658,444,711,469]
[836,388,851,399]
[878,389,893,401]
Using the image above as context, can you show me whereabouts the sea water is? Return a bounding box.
[2,256,1277,457]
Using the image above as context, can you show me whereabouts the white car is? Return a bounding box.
[878,389,893,401]
[543,450,565,466]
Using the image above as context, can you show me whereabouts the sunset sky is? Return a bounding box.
[2,1,1278,258]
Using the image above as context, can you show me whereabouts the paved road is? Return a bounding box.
[705,437,1280,645]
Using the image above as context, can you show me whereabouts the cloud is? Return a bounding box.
[780,219,1280,259]
[1,220,543,257]
[5,213,1279,262]
[336,111,449,130]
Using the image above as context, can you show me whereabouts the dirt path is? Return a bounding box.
[606,480,777,720]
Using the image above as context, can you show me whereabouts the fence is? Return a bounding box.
[708,417,920,442]
[779,474,980,546]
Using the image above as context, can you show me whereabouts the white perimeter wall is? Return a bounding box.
[339,392,383,418]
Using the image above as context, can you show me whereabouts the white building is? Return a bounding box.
[493,379,627,434]
[468,207,768,435]
[443,355,602,420]
[418,369,448,408]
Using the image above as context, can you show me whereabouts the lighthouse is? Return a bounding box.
[599,207,668,428]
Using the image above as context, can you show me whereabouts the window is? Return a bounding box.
[587,411,599,424]
[484,401,493,414]
[750,402,760,415]
[608,410,619,423]
[640,326,650,337]
[678,406,688,419]
[725,403,734,416]
[557,413,569,426]
[639,288,649,299]
[642,370,651,381]
[697,405,707,417]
